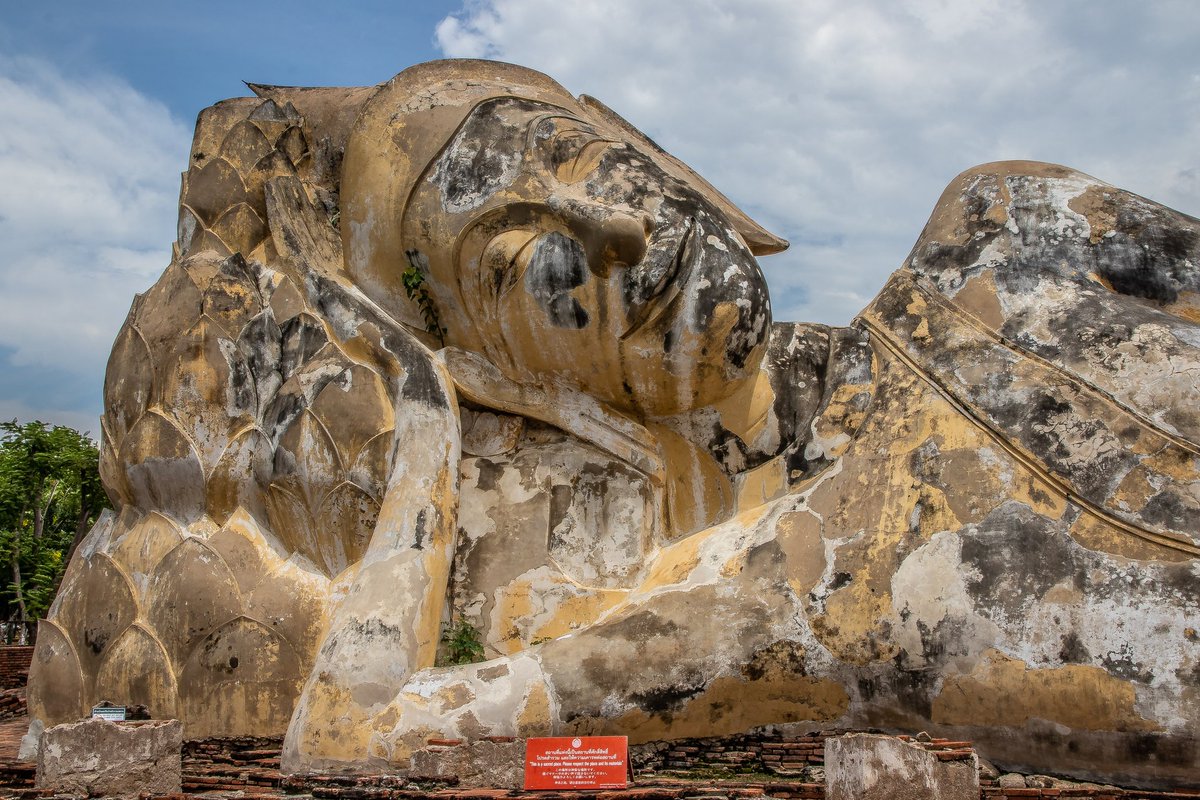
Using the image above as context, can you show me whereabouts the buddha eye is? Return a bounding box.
[537,118,621,183]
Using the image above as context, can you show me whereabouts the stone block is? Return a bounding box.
[36,717,182,797]
[826,733,978,800]
[408,738,525,788]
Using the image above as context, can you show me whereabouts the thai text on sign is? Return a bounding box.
[524,736,629,790]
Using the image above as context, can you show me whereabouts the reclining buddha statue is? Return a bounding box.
[26,60,1199,788]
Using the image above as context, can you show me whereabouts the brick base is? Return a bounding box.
[0,727,1194,799]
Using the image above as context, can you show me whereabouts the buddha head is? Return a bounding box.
[341,60,786,418]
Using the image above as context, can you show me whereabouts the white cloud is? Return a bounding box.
[436,0,1200,326]
[0,56,188,429]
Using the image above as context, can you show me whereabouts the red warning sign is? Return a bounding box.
[524,735,629,790]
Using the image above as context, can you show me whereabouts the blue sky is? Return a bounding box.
[1,2,460,118]
[1,1,1198,436]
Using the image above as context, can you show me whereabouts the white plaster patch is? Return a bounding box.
[891,531,995,671]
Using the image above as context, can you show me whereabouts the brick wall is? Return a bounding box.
[182,736,283,794]
[631,729,848,776]
[0,647,33,690]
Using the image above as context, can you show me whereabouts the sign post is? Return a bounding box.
[91,705,127,722]
[524,736,629,790]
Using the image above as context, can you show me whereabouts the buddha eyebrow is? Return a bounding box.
[528,113,587,144]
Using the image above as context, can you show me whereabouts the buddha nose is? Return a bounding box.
[569,208,649,275]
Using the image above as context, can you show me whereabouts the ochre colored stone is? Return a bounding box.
[27,60,1200,791]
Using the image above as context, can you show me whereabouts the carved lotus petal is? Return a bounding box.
[145,537,243,670]
[183,156,246,227]
[190,97,261,166]
[132,260,203,358]
[201,254,263,339]
[27,619,86,725]
[94,623,179,720]
[183,228,233,259]
[210,204,268,262]
[265,482,323,575]
[119,411,206,522]
[348,429,395,503]
[207,426,273,526]
[177,249,230,292]
[248,98,300,141]
[99,420,132,510]
[267,275,307,326]
[244,150,295,215]
[207,508,286,597]
[178,203,203,253]
[279,313,331,382]
[104,323,154,445]
[237,309,283,413]
[107,510,185,584]
[245,558,330,665]
[218,119,273,174]
[52,552,138,681]
[317,481,381,574]
[159,318,256,472]
[311,364,396,468]
[275,408,344,508]
[276,125,308,166]
[180,616,303,739]
[177,204,201,254]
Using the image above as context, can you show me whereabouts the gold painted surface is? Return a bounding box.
[933,650,1158,732]
[585,673,849,744]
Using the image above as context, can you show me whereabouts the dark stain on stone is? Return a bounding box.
[829,572,853,591]
[629,680,707,714]
[399,343,449,408]
[857,660,936,718]
[279,315,328,381]
[595,609,680,644]
[915,616,970,664]
[742,639,807,680]
[744,540,785,573]
[477,664,509,682]
[764,322,829,468]
[1138,491,1191,533]
[547,484,573,549]
[412,509,427,550]
[961,505,1076,614]
[1101,645,1155,684]
[83,627,109,656]
[1094,214,1199,305]
[1059,631,1091,664]
[525,232,590,329]
[473,458,503,493]
[428,97,543,212]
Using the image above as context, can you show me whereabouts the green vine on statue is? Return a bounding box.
[402,250,446,342]
[437,618,485,666]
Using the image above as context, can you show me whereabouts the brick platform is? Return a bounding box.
[0,690,25,722]
[0,723,1195,799]
[0,650,32,692]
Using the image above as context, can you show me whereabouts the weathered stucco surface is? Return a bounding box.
[26,61,1199,789]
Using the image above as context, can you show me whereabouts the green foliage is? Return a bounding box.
[0,420,104,628]
[437,618,485,666]
[401,258,447,341]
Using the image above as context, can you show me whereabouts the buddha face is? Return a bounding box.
[405,97,772,418]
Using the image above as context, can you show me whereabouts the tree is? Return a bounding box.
[0,421,105,638]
